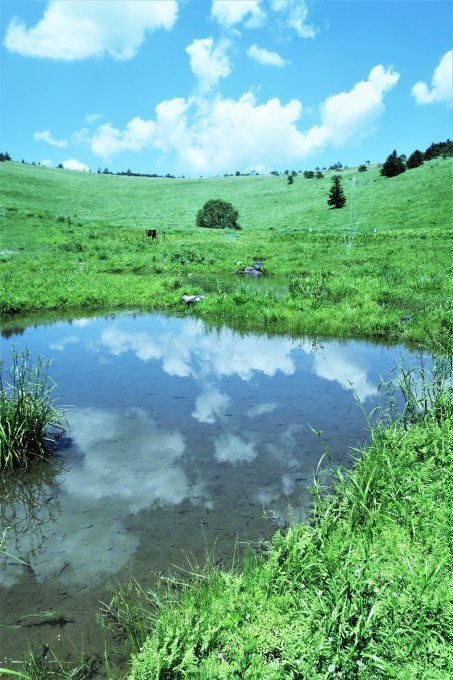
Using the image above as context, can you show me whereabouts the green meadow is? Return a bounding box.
[0,158,452,678]
[1,158,452,348]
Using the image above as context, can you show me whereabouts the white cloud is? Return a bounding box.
[34,129,67,147]
[300,340,377,401]
[89,118,156,160]
[80,64,399,175]
[49,335,79,351]
[210,0,315,35]
[99,322,294,380]
[85,113,103,124]
[247,44,286,66]
[66,408,192,512]
[192,387,231,424]
[40,159,53,167]
[186,37,231,91]
[4,0,178,60]
[310,65,400,148]
[411,50,453,106]
[271,0,316,38]
[211,0,264,28]
[214,433,258,465]
[62,158,89,171]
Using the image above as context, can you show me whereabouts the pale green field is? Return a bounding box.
[0,158,452,348]
[1,157,451,233]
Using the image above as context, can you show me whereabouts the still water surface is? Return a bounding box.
[0,312,422,668]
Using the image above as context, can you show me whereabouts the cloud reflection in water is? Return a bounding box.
[1,313,387,591]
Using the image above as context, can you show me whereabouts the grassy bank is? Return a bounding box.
[1,159,452,348]
[100,362,451,679]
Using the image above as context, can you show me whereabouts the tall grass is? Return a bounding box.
[0,348,67,469]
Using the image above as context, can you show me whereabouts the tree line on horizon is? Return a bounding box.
[0,139,451,177]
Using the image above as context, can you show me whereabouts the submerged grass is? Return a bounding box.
[95,359,452,679]
[0,348,67,469]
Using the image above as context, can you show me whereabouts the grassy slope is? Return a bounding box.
[121,376,452,679]
[0,159,452,348]
[0,158,452,232]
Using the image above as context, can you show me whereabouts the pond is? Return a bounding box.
[0,311,424,671]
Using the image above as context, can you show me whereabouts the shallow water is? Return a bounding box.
[0,311,424,672]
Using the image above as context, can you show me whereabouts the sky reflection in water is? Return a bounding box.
[1,312,415,592]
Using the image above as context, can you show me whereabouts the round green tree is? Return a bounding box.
[327,175,346,209]
[196,199,241,230]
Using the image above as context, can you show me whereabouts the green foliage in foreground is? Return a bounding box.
[0,349,66,469]
[113,363,452,679]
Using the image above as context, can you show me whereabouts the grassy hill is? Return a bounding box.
[0,158,452,348]
[1,157,452,234]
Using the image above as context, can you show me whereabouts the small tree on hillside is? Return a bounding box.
[196,199,241,230]
[287,174,294,185]
[406,149,424,169]
[380,150,406,178]
[327,175,346,209]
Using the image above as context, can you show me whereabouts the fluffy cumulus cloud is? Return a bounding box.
[62,158,89,171]
[81,64,398,174]
[309,65,400,149]
[211,0,265,28]
[411,50,453,106]
[33,129,67,147]
[82,117,156,160]
[4,0,178,60]
[247,44,286,66]
[186,37,231,91]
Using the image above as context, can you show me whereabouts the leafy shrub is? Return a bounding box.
[196,199,241,230]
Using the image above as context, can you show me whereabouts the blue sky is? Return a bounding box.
[1,0,452,176]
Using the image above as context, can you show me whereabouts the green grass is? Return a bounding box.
[1,158,451,233]
[0,348,67,469]
[1,159,452,348]
[96,361,451,679]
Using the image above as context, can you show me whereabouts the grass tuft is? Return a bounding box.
[0,348,67,469]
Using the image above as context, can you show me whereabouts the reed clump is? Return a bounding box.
[0,348,66,470]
